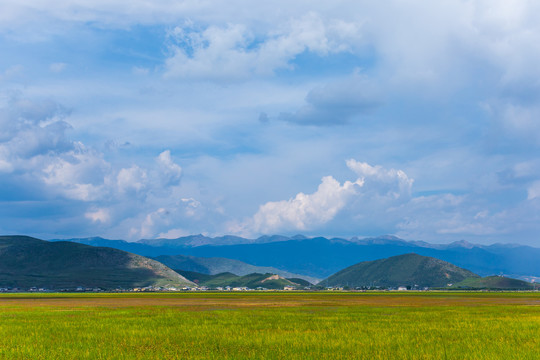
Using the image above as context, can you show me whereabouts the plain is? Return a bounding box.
[0,292,539,359]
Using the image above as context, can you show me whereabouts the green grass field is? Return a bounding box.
[0,292,539,359]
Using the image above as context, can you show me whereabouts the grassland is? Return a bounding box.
[0,292,539,359]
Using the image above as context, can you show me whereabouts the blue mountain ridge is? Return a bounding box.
[49,235,540,279]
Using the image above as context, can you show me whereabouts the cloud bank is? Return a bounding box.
[1,1,540,245]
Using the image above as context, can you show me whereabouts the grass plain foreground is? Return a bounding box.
[0,292,539,359]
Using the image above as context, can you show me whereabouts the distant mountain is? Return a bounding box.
[322,253,479,288]
[452,276,537,290]
[0,236,194,289]
[152,254,320,284]
[176,270,309,289]
[50,235,540,279]
[139,234,252,247]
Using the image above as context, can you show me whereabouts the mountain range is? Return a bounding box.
[52,234,540,279]
[2,234,537,291]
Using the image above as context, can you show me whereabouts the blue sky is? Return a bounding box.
[1,0,540,245]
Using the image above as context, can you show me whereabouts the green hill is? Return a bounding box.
[175,270,308,289]
[452,276,536,290]
[153,254,319,284]
[0,236,194,290]
[323,253,479,288]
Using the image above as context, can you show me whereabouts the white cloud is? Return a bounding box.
[128,198,205,239]
[2,0,540,91]
[181,197,201,217]
[156,150,182,186]
[247,175,362,234]
[0,95,209,238]
[134,208,170,239]
[85,208,110,223]
[346,159,413,200]
[42,147,110,201]
[234,160,413,235]
[116,166,147,195]
[164,13,360,81]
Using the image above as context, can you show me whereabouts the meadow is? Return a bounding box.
[0,292,539,359]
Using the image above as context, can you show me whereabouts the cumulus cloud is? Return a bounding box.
[233,160,413,235]
[248,176,363,234]
[116,165,147,195]
[3,0,540,89]
[346,159,413,200]
[0,96,75,182]
[0,97,70,144]
[135,208,170,239]
[85,208,111,223]
[0,95,204,239]
[164,13,360,81]
[156,150,182,186]
[180,198,201,217]
[231,158,526,241]
[42,147,110,201]
[127,197,206,239]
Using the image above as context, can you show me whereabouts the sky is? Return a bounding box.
[1,0,540,245]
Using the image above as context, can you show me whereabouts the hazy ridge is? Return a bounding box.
[52,234,540,279]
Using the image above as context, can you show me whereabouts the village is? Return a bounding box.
[0,285,431,293]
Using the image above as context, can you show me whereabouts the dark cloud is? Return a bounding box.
[278,75,381,126]
[258,112,269,123]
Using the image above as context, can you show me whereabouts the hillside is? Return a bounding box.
[452,276,536,290]
[153,254,319,284]
[176,270,309,289]
[0,236,194,290]
[323,253,479,288]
